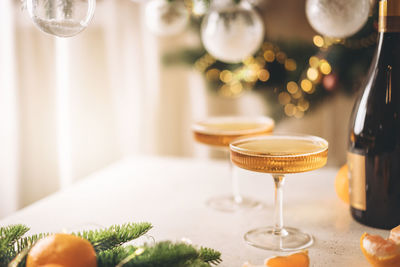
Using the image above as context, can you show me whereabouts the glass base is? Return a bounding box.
[244,226,313,251]
[206,195,262,212]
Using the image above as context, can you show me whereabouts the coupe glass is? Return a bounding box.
[230,134,328,251]
[192,116,274,212]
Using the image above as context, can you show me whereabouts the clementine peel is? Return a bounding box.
[26,233,97,267]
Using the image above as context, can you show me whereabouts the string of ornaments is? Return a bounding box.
[24,0,377,119]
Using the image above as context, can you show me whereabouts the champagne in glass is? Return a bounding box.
[192,116,274,212]
[230,134,328,251]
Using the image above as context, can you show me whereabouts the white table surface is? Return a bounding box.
[0,156,388,266]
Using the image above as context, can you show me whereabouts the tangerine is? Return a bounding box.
[265,250,309,267]
[26,233,97,267]
[389,225,400,245]
[335,164,349,203]
[360,232,400,267]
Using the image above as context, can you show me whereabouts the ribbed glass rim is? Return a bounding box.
[192,116,275,136]
[230,133,328,158]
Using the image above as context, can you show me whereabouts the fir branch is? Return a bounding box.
[198,247,222,265]
[0,225,30,267]
[0,225,29,250]
[126,242,198,267]
[97,242,222,267]
[13,233,50,267]
[74,222,153,253]
[0,223,222,267]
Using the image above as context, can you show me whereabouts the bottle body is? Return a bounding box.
[348,29,400,229]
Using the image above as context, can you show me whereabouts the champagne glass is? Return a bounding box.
[192,116,274,212]
[230,134,328,251]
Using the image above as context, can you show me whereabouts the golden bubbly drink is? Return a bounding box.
[230,135,328,174]
[192,117,274,147]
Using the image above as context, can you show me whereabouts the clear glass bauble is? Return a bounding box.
[306,0,370,38]
[145,0,189,36]
[26,0,96,38]
[201,1,264,63]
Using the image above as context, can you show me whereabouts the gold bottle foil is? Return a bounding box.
[347,152,367,211]
[379,0,400,32]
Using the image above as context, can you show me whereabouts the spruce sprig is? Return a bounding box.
[0,223,222,267]
[0,225,30,265]
[75,222,153,253]
[0,225,29,250]
[97,242,222,267]
[198,247,222,265]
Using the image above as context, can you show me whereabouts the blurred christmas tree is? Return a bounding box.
[163,0,377,121]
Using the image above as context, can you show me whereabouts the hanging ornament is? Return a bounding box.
[306,0,370,38]
[145,0,189,36]
[201,1,264,64]
[27,0,96,38]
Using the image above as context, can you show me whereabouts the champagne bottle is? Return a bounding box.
[348,0,400,229]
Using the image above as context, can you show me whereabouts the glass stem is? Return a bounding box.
[226,150,242,203]
[231,163,243,203]
[272,174,285,236]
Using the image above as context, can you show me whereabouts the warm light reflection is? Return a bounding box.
[292,90,303,99]
[320,61,332,75]
[276,52,287,64]
[258,69,270,82]
[313,35,324,47]
[278,92,291,105]
[206,68,220,81]
[284,103,297,116]
[230,82,243,95]
[263,50,275,62]
[220,70,233,83]
[309,56,320,68]
[285,59,297,71]
[301,79,313,93]
[286,81,298,94]
[307,68,319,81]
[298,99,310,111]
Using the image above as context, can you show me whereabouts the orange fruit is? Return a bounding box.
[335,164,349,203]
[389,225,400,245]
[265,250,309,267]
[360,232,400,267]
[26,233,97,267]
